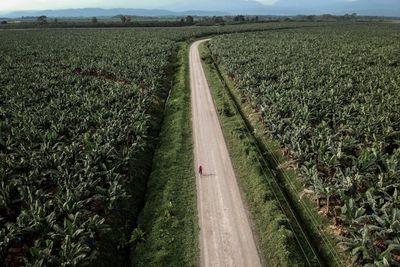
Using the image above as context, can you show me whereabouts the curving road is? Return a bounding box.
[190,39,262,267]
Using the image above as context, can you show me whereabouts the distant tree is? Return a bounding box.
[185,16,194,24]
[343,13,357,21]
[213,16,225,24]
[121,15,131,24]
[321,14,337,21]
[233,15,245,22]
[1,20,7,24]
[37,15,47,24]
[180,18,185,23]
[54,18,58,24]
[255,16,259,22]
[305,15,315,21]
[92,16,98,24]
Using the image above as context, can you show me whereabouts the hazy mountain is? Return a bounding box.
[167,0,265,12]
[3,8,228,18]
[331,0,400,16]
[166,0,400,16]
[2,0,399,18]
[270,0,400,16]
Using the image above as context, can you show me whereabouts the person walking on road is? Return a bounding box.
[198,165,203,176]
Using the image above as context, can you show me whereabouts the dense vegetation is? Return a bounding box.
[0,29,180,266]
[132,44,198,267]
[209,23,400,265]
[3,22,396,266]
[200,43,322,266]
[0,23,304,266]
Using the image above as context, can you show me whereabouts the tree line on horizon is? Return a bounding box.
[0,13,393,27]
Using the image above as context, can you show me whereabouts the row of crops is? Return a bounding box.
[0,29,181,266]
[209,23,400,265]
[0,23,308,266]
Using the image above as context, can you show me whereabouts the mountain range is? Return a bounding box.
[1,0,399,18]
[2,8,229,18]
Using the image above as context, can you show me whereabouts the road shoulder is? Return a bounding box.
[133,42,199,266]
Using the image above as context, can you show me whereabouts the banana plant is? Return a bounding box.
[209,26,400,265]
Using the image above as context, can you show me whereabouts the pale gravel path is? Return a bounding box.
[190,39,262,267]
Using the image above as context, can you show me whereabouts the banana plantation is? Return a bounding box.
[1,22,399,266]
[0,29,178,266]
[0,24,298,266]
[209,23,400,265]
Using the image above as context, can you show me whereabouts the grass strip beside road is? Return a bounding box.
[132,42,199,266]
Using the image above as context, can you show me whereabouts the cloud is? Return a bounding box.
[0,0,176,12]
[0,0,281,12]
[0,0,99,11]
[255,0,280,5]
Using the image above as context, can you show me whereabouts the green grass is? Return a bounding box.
[199,41,345,266]
[132,42,199,266]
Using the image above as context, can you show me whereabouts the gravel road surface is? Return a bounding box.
[190,39,262,267]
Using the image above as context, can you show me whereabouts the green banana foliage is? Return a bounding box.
[210,23,400,265]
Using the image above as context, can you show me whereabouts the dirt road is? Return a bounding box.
[190,40,262,267]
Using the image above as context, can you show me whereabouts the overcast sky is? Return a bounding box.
[0,0,352,12]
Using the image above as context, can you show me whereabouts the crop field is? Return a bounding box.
[209,23,400,265]
[2,21,399,267]
[0,23,305,266]
[0,29,182,266]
